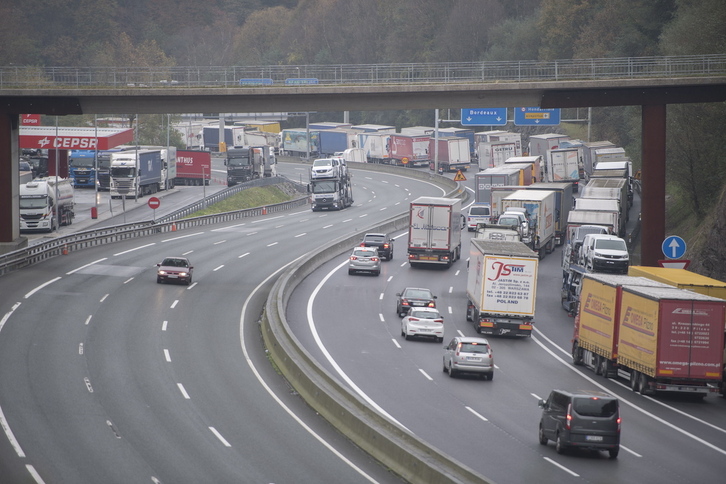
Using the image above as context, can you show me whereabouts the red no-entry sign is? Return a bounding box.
[148,197,161,209]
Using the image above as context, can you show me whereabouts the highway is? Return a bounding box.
[0,162,440,483]
[4,160,726,483]
[285,176,726,483]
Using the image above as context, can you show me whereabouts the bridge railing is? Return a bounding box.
[1,55,725,89]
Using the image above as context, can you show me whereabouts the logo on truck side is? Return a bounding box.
[487,261,526,281]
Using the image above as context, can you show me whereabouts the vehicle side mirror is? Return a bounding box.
[189,266,194,270]
[156,263,161,267]
[433,295,438,299]
[538,399,547,409]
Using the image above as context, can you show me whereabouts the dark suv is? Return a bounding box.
[538,389,620,458]
[361,233,393,260]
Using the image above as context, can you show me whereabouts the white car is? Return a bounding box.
[310,158,342,179]
[401,307,444,342]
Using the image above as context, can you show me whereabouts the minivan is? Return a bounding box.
[466,203,492,231]
[538,389,620,458]
[579,234,629,273]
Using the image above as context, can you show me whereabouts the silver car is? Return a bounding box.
[348,247,381,276]
[443,336,494,380]
[401,307,444,342]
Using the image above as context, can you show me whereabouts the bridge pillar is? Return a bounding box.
[640,104,667,267]
[0,114,27,253]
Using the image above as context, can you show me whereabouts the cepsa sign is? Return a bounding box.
[21,114,41,126]
[23,135,99,150]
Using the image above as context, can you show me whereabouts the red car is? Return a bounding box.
[156,256,194,285]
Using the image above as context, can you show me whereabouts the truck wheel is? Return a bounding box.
[630,371,639,392]
[572,342,584,366]
[638,373,650,395]
[594,355,603,375]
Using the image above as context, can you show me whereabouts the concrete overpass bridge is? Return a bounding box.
[2,55,726,265]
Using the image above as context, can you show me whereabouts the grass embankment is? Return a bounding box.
[186,185,296,217]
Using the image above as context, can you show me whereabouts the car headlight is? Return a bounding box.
[179,272,188,277]
[158,270,167,275]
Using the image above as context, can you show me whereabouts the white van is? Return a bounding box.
[466,203,492,231]
[580,234,629,273]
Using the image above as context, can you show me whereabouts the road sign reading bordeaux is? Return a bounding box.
[460,108,507,126]
[514,107,561,126]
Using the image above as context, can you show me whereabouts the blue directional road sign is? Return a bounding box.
[514,107,561,126]
[662,235,687,260]
[239,78,273,86]
[284,78,319,85]
[460,108,507,126]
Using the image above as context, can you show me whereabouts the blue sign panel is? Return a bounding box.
[284,78,319,85]
[662,235,687,259]
[514,107,561,126]
[460,108,507,126]
[239,78,273,86]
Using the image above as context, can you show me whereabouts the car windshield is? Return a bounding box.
[410,310,439,319]
[404,289,432,299]
[595,239,627,251]
[313,159,332,167]
[574,398,618,417]
[162,258,188,267]
[470,206,490,216]
[459,342,489,354]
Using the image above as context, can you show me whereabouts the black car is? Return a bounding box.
[361,233,394,260]
[396,287,437,317]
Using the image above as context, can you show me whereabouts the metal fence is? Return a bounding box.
[1,55,725,89]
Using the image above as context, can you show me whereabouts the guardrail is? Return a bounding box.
[1,55,724,89]
[0,176,308,278]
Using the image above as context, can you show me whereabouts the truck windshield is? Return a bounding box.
[595,239,627,251]
[70,156,95,168]
[111,167,135,178]
[228,157,250,167]
[312,181,337,193]
[19,196,48,209]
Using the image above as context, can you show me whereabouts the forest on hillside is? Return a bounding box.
[2,0,726,276]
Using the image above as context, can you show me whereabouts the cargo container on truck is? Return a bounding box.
[545,148,580,191]
[477,141,518,170]
[357,132,392,164]
[475,131,523,155]
[436,127,476,159]
[526,181,573,246]
[350,124,396,133]
[528,133,570,158]
[581,177,629,225]
[109,149,163,198]
[176,150,212,186]
[202,125,234,152]
[19,177,75,232]
[575,280,726,397]
[281,128,319,156]
[574,198,623,238]
[407,197,462,267]
[388,134,430,167]
[317,129,349,156]
[566,209,618,238]
[491,185,524,219]
[503,156,541,183]
[466,239,538,337]
[581,141,615,179]
[400,126,435,136]
[502,189,556,258]
[474,166,522,206]
[430,137,471,172]
[308,122,351,130]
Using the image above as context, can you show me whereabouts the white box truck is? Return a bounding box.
[466,239,539,337]
[502,189,556,259]
[407,197,462,267]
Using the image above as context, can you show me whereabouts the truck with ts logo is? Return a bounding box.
[466,238,539,337]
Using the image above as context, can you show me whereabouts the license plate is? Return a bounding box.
[585,435,603,442]
[466,357,482,362]
[169,274,178,278]
[420,256,438,261]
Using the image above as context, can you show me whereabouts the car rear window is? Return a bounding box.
[405,289,432,299]
[459,342,489,353]
[410,310,439,319]
[353,249,374,257]
[573,397,618,417]
[470,206,490,216]
[365,235,385,242]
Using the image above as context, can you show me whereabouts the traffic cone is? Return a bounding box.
[262,207,267,215]
[62,244,68,255]
[171,223,177,232]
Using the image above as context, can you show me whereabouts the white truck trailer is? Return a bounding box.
[407,197,462,267]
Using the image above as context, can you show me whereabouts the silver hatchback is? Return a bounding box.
[348,247,381,276]
[443,336,494,380]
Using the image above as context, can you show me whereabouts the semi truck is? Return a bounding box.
[474,166,522,205]
[357,132,392,164]
[317,129,349,156]
[477,140,518,170]
[225,146,273,186]
[309,167,353,211]
[572,274,726,397]
[528,133,569,158]
[574,198,624,238]
[68,150,98,188]
[501,189,556,258]
[466,238,539,337]
[19,177,75,232]
[544,148,580,191]
[176,150,212,186]
[430,137,471,172]
[109,149,163,198]
[526,181,573,246]
[407,197,462,267]
[580,177,630,225]
[388,134,430,167]
[436,127,476,159]
[581,141,616,179]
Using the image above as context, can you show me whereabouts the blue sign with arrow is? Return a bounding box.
[662,235,687,260]
[460,108,507,126]
[514,107,561,126]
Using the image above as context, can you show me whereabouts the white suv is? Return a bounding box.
[580,234,629,273]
